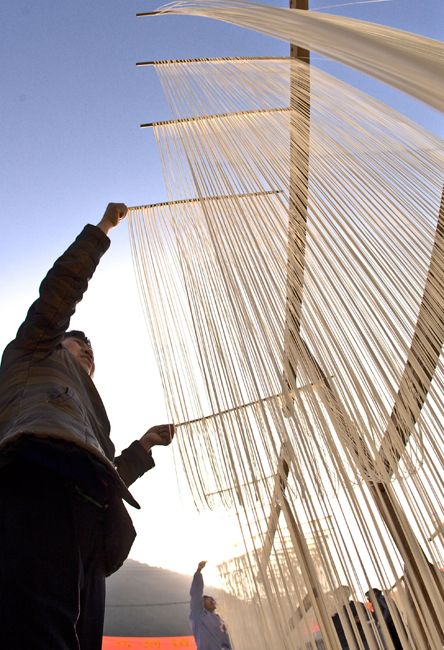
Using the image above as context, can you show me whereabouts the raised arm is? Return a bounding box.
[190,561,207,619]
[11,204,127,352]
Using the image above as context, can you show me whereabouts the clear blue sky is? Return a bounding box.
[0,0,443,574]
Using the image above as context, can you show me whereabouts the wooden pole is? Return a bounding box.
[379,185,444,475]
[283,4,345,648]
[284,0,311,385]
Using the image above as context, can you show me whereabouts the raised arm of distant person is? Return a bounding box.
[190,561,207,619]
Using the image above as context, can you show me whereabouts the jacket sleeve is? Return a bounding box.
[115,440,155,487]
[13,224,110,351]
[190,570,205,620]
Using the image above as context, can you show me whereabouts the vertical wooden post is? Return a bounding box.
[290,0,310,62]
[285,6,344,647]
[284,0,311,386]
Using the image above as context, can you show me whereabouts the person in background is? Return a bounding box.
[0,203,175,650]
[331,586,370,650]
[290,585,370,649]
[366,588,407,650]
[189,560,232,650]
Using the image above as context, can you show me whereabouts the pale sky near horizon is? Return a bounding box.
[1,0,443,580]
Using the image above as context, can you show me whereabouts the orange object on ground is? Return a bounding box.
[103,636,197,649]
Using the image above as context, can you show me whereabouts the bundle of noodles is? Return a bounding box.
[129,56,444,649]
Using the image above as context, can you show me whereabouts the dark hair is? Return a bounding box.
[365,588,382,597]
[63,330,92,349]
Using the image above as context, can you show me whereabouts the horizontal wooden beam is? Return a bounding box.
[129,189,282,211]
[136,56,288,66]
[141,106,289,128]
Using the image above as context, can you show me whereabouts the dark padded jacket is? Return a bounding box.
[0,224,153,573]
